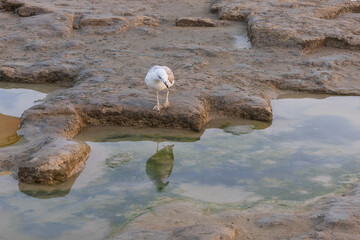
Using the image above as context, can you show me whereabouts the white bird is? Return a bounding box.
[145,65,175,111]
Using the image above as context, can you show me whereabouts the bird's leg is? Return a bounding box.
[164,89,170,108]
[153,91,163,111]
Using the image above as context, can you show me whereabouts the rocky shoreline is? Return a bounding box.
[0,0,360,239]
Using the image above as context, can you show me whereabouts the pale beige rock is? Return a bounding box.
[176,17,219,27]
[212,0,360,52]
[1,0,24,11]
[80,15,127,27]
[16,5,53,17]
[17,138,90,184]
[16,12,75,37]
[0,0,360,239]
[0,0,359,193]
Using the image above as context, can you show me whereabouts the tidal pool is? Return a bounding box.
[1,96,360,240]
[0,84,50,147]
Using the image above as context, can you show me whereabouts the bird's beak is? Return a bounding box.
[161,79,169,88]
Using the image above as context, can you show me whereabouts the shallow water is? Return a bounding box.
[0,85,49,147]
[1,96,360,240]
[0,87,48,117]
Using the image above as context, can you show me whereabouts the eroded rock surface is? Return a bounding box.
[110,185,360,240]
[176,17,221,27]
[211,0,360,52]
[0,0,360,239]
[0,0,359,217]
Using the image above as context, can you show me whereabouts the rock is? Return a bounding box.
[176,17,219,27]
[0,55,83,84]
[79,14,129,34]
[78,14,158,34]
[0,0,359,190]
[63,40,85,48]
[17,137,90,184]
[23,40,46,51]
[16,5,53,17]
[2,0,24,11]
[255,214,294,228]
[223,125,254,135]
[80,15,127,27]
[105,152,132,168]
[109,229,172,240]
[16,12,75,37]
[108,201,240,240]
[206,92,273,121]
[130,15,159,27]
[310,184,360,231]
[171,224,238,240]
[213,0,360,51]
[0,0,360,239]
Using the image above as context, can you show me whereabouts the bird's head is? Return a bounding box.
[157,69,169,88]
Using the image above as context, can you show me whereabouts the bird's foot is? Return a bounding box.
[153,104,163,111]
[164,101,170,108]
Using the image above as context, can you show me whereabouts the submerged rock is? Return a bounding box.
[223,125,254,135]
[105,152,132,168]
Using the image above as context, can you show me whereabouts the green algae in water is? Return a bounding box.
[1,96,360,240]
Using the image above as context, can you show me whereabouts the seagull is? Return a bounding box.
[145,65,174,111]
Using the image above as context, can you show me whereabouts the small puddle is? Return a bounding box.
[1,96,360,240]
[231,23,252,49]
[233,34,252,49]
[0,82,63,147]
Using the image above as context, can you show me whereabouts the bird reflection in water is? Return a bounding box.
[146,144,175,192]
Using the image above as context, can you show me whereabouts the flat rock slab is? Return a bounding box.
[0,0,360,239]
[0,0,359,187]
[176,17,220,27]
[17,137,90,184]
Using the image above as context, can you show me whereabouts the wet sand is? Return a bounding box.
[0,114,20,147]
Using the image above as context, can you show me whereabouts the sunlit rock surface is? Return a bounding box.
[0,0,360,237]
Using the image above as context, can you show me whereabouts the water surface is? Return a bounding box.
[0,84,50,147]
[1,96,360,240]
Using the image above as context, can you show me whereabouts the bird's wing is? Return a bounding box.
[162,66,174,84]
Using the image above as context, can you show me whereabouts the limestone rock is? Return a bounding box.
[16,5,53,17]
[23,40,46,51]
[171,224,238,240]
[17,137,90,184]
[310,184,360,232]
[79,14,129,34]
[105,152,132,168]
[176,17,219,27]
[255,214,294,228]
[212,0,360,51]
[16,12,75,37]
[0,54,83,84]
[1,0,24,11]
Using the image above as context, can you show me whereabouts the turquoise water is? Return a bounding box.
[1,96,360,240]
